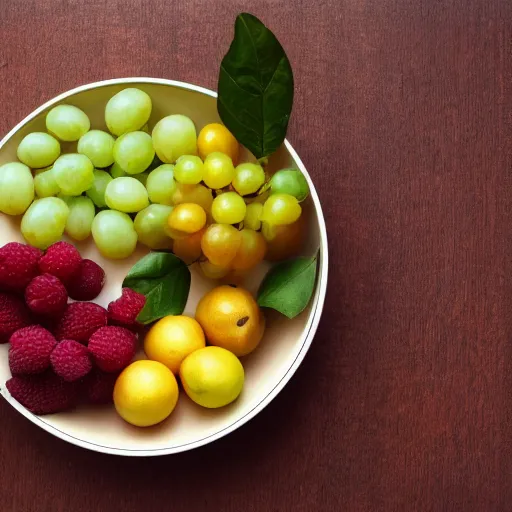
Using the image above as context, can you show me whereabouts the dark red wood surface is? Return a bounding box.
[1,1,511,510]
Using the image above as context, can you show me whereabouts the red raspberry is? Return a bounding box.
[88,326,137,372]
[55,302,108,343]
[108,288,146,327]
[0,292,33,343]
[38,241,82,284]
[6,373,78,415]
[82,370,119,404]
[25,274,68,317]
[67,259,105,301]
[9,325,57,375]
[51,340,92,382]
[0,242,42,292]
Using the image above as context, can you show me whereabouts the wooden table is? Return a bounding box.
[0,1,509,510]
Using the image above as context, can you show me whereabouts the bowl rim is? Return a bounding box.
[0,77,329,456]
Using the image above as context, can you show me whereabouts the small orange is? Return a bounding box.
[197,123,239,164]
[195,285,265,357]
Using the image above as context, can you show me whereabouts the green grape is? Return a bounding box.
[105,88,152,136]
[77,130,115,168]
[244,202,263,231]
[134,204,174,250]
[92,210,138,259]
[146,164,176,205]
[64,196,95,241]
[261,194,301,226]
[105,177,149,213]
[211,192,246,224]
[34,167,60,198]
[171,183,213,213]
[202,152,235,189]
[133,172,149,186]
[46,105,90,142]
[174,155,203,185]
[145,155,164,173]
[110,161,127,179]
[0,162,34,215]
[113,131,155,175]
[86,169,112,207]
[52,154,94,195]
[17,132,60,168]
[152,115,197,163]
[21,197,69,249]
[201,224,242,267]
[232,163,265,196]
[110,160,155,186]
[57,193,72,202]
[270,169,309,201]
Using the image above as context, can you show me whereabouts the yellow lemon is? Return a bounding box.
[144,315,206,374]
[113,360,179,427]
[195,285,265,356]
[180,346,244,408]
[197,123,239,164]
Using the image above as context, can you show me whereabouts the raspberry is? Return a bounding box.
[67,259,105,301]
[9,325,57,375]
[82,370,119,404]
[88,326,137,372]
[0,242,42,292]
[51,340,92,382]
[6,373,78,415]
[38,241,82,284]
[55,302,108,343]
[108,288,146,327]
[0,292,33,343]
[25,274,68,317]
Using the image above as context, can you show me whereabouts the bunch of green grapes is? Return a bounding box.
[0,87,309,265]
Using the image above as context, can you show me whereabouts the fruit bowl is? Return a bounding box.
[0,78,328,456]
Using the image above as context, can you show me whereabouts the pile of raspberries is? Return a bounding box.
[0,241,146,415]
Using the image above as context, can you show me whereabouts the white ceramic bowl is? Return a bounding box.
[0,78,328,456]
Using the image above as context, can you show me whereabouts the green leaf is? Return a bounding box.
[257,256,317,319]
[123,252,191,325]
[218,12,294,159]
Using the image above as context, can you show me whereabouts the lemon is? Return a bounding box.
[113,360,179,427]
[144,315,206,374]
[180,346,244,408]
[195,285,265,357]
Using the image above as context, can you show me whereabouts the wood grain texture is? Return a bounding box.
[1,0,511,510]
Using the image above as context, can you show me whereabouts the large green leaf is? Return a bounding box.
[257,256,317,319]
[218,13,294,159]
[123,252,191,324]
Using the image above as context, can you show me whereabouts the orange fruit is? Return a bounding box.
[195,285,265,357]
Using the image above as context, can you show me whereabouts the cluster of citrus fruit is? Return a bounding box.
[114,285,264,427]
